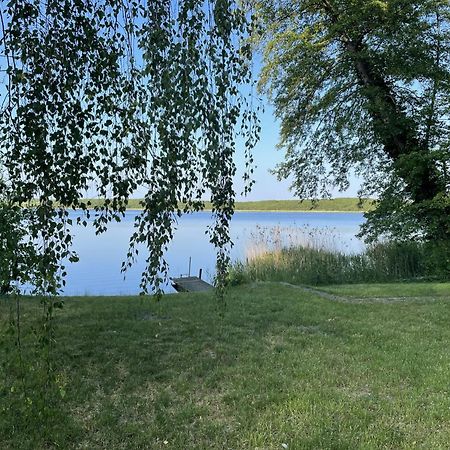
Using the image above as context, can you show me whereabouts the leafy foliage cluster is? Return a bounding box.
[255,0,449,244]
[0,0,258,297]
[0,0,259,426]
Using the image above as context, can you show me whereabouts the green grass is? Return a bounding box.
[1,283,450,449]
[318,282,450,298]
[82,197,375,212]
[230,198,374,212]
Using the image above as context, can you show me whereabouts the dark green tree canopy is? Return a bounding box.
[0,0,258,296]
[255,0,449,241]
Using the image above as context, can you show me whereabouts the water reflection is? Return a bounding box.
[64,211,365,296]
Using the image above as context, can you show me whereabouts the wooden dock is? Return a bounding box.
[171,276,214,293]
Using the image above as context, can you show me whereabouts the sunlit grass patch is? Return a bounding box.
[318,282,450,298]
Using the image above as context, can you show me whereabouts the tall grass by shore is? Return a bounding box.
[229,226,447,286]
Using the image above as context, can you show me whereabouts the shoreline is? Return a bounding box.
[115,208,367,213]
[23,198,375,213]
[82,198,375,213]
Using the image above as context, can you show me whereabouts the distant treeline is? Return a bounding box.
[82,197,375,212]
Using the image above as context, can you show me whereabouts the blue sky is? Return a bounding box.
[234,100,362,201]
[0,5,362,203]
[130,97,363,202]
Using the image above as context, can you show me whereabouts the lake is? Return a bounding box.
[63,211,365,296]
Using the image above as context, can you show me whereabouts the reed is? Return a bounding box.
[229,226,442,286]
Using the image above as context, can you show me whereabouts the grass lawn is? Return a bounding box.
[1,282,450,449]
[316,282,450,298]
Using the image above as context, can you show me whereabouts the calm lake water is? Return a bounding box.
[63,211,365,296]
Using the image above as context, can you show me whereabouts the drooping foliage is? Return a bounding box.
[0,0,258,297]
[255,0,449,244]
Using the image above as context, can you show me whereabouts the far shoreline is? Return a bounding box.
[80,197,375,214]
[110,208,367,214]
